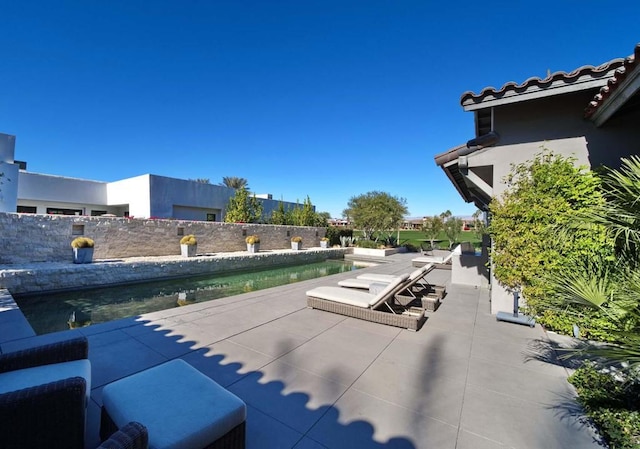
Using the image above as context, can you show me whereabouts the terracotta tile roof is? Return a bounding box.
[460,58,626,108]
[584,43,640,118]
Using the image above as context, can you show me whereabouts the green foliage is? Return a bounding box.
[569,363,640,448]
[325,227,352,247]
[245,235,260,244]
[421,215,443,247]
[71,237,94,248]
[355,239,379,249]
[224,187,264,223]
[343,191,408,241]
[442,213,463,249]
[270,197,327,227]
[340,235,358,247]
[289,196,325,227]
[402,243,419,252]
[543,156,640,371]
[269,202,288,225]
[488,151,611,306]
[581,156,640,269]
[179,234,197,245]
[535,308,620,342]
[471,209,486,240]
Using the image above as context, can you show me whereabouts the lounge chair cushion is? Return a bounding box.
[337,278,375,290]
[305,286,374,308]
[307,273,409,309]
[102,359,246,449]
[357,265,430,283]
[0,359,91,402]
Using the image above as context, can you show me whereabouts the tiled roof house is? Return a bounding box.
[435,42,640,313]
[435,42,640,212]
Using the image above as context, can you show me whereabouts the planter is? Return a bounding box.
[291,242,302,251]
[352,247,406,257]
[73,247,94,264]
[320,241,329,249]
[247,243,260,253]
[181,244,197,257]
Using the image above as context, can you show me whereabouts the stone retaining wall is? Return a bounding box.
[0,213,327,264]
[1,248,348,295]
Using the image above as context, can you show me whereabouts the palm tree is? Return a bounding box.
[220,177,248,190]
[548,156,640,374]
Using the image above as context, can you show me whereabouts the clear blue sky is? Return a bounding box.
[2,2,638,218]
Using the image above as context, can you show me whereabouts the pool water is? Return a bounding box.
[16,259,364,335]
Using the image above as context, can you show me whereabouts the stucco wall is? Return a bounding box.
[494,90,640,168]
[18,172,109,205]
[469,137,590,199]
[0,212,327,264]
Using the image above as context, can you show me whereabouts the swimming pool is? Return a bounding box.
[15,259,364,335]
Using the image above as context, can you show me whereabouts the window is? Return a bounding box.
[91,210,108,216]
[206,213,216,222]
[46,207,83,215]
[17,206,37,214]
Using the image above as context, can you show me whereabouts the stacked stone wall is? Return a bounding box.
[0,213,327,264]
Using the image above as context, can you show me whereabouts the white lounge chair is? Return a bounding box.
[338,264,434,294]
[306,273,426,330]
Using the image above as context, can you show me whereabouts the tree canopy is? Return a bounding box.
[343,191,408,241]
[269,196,328,227]
[421,215,443,248]
[220,176,248,190]
[223,186,263,223]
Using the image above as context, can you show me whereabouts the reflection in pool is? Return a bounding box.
[15,259,364,335]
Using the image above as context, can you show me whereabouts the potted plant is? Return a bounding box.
[180,234,197,257]
[320,237,329,249]
[71,237,95,264]
[291,236,303,250]
[246,235,260,253]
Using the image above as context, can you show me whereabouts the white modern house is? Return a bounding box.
[0,133,303,220]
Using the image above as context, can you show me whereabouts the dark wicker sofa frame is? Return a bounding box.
[0,336,89,449]
[101,409,245,449]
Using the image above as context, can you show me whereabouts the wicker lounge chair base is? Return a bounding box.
[307,296,426,331]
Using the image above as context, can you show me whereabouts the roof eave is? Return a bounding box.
[462,78,612,112]
[590,65,640,127]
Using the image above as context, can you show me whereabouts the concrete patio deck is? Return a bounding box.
[0,252,603,448]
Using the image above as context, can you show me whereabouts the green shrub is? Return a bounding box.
[179,234,197,246]
[355,239,379,249]
[403,243,419,253]
[325,227,352,246]
[534,308,620,343]
[71,237,95,248]
[245,235,260,244]
[569,363,640,448]
[291,236,302,243]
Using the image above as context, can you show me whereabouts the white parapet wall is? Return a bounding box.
[451,242,489,289]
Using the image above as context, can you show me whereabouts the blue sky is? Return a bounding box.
[2,2,639,218]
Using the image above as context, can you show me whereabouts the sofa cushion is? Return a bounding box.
[0,359,91,402]
[102,359,246,449]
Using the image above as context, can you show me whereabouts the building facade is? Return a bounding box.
[435,42,640,314]
[0,133,304,221]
